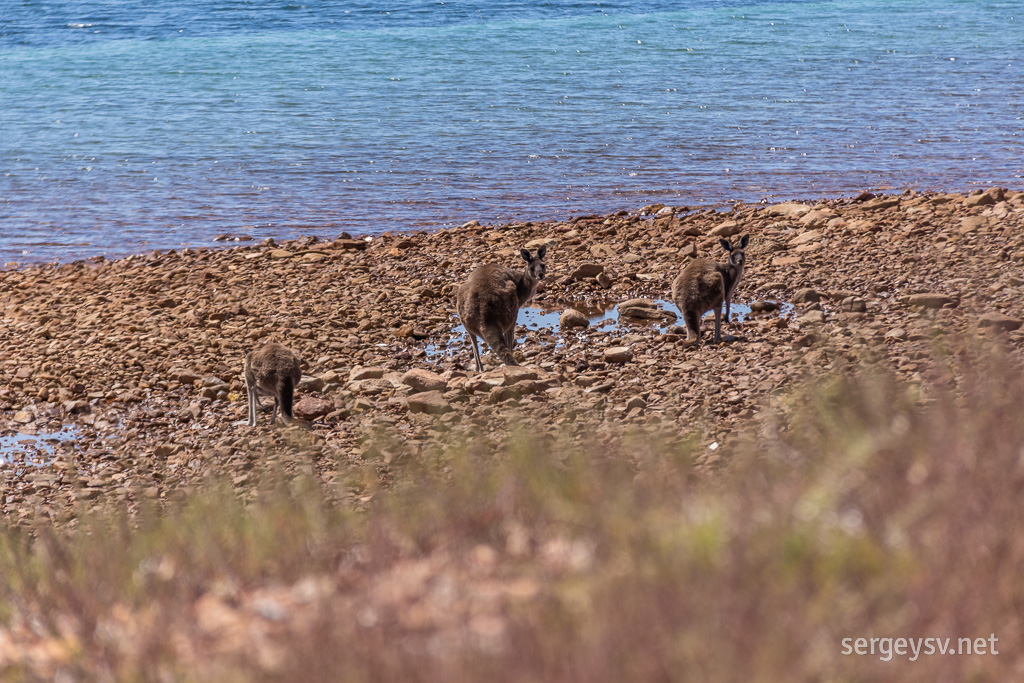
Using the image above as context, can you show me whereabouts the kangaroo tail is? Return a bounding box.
[279,375,296,422]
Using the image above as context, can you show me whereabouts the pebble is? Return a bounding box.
[401,368,448,393]
[406,391,453,415]
[793,288,821,304]
[560,309,590,329]
[604,347,634,364]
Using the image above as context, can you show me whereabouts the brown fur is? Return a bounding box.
[456,245,547,372]
[671,235,749,347]
[244,342,302,427]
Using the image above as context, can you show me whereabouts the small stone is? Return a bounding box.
[604,347,634,364]
[502,366,539,385]
[978,312,1023,332]
[488,386,522,403]
[596,272,613,289]
[13,411,34,424]
[750,301,781,313]
[269,249,294,259]
[904,293,956,309]
[298,375,326,392]
[560,309,590,328]
[626,396,647,411]
[964,193,996,208]
[293,396,333,420]
[840,296,867,313]
[765,202,811,218]
[406,390,452,415]
[885,328,908,341]
[710,221,742,237]
[797,310,825,325]
[349,366,385,382]
[570,263,604,280]
[959,216,987,234]
[793,288,821,304]
[401,368,448,393]
[63,400,91,415]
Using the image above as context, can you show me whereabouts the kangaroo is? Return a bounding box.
[456,244,547,372]
[244,342,302,427]
[671,234,749,347]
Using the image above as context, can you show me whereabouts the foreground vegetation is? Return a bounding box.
[1,343,1022,681]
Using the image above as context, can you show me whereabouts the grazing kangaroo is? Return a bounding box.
[244,342,302,427]
[457,244,547,372]
[671,234,749,347]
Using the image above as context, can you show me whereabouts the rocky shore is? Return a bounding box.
[2,187,1024,522]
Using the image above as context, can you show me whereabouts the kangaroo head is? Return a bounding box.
[520,244,547,281]
[719,234,749,269]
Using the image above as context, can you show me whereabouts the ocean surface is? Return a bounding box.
[1,0,1022,265]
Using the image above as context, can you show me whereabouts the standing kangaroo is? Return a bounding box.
[244,342,302,427]
[457,244,547,372]
[671,234,749,347]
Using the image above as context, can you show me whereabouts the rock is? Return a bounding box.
[298,375,326,392]
[791,230,821,246]
[618,301,677,321]
[63,400,91,415]
[626,396,647,411]
[401,368,448,393]
[750,301,782,313]
[964,192,996,208]
[560,309,590,328]
[861,197,900,211]
[334,239,368,251]
[604,347,634,364]
[978,312,1023,332]
[13,411,34,424]
[488,386,522,403]
[710,221,742,237]
[885,328,908,342]
[959,216,987,234]
[169,368,203,384]
[903,293,956,309]
[348,378,393,395]
[502,366,539,385]
[406,390,452,415]
[792,333,817,349]
[154,443,182,458]
[840,297,867,313]
[293,396,334,420]
[797,310,825,325]
[570,263,604,280]
[793,288,821,304]
[269,249,294,259]
[596,272,613,289]
[765,203,811,218]
[349,366,385,382]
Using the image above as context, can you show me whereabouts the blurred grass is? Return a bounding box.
[2,347,1023,681]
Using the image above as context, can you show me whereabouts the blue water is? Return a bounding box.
[2,1,1022,265]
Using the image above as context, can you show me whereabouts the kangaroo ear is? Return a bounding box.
[520,248,533,263]
[738,234,749,248]
[536,243,547,260]
[719,238,733,252]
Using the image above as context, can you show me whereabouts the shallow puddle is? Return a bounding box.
[426,299,792,360]
[0,426,80,465]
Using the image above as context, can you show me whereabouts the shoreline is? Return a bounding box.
[2,186,1023,514]
[0,184,989,271]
